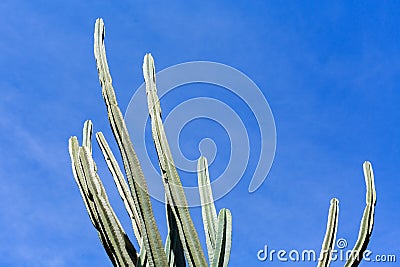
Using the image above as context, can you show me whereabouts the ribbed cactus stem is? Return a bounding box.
[69,135,119,265]
[198,156,218,263]
[317,198,339,267]
[165,197,185,267]
[197,156,232,266]
[344,161,377,267]
[143,53,207,267]
[79,146,137,266]
[94,18,167,267]
[211,209,232,267]
[96,132,142,244]
[69,121,138,266]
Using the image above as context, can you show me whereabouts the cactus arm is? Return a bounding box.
[82,121,119,231]
[79,146,137,266]
[83,120,93,154]
[70,136,119,266]
[317,198,339,267]
[197,156,218,263]
[165,196,186,267]
[96,131,142,243]
[143,53,207,267]
[94,18,167,266]
[69,121,138,266]
[344,161,377,267]
[69,135,120,264]
[82,121,138,265]
[211,209,232,267]
[164,231,173,266]
[136,238,148,267]
[221,210,232,267]
[69,136,98,227]
[165,229,185,267]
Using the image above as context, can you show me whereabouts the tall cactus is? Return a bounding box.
[143,53,208,267]
[94,18,167,267]
[68,18,232,267]
[68,18,376,267]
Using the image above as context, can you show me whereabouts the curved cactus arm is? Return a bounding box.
[211,209,232,267]
[96,131,142,244]
[82,121,138,265]
[69,120,138,266]
[94,18,167,267]
[69,136,97,227]
[69,136,118,265]
[165,195,186,267]
[143,53,207,267]
[345,161,377,267]
[79,146,137,266]
[197,156,218,263]
[317,198,339,267]
[82,121,118,228]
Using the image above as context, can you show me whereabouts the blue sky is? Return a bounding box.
[0,1,399,266]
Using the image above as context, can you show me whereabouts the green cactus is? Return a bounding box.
[317,161,377,267]
[198,156,232,267]
[344,161,377,267]
[69,18,376,267]
[69,18,232,267]
[317,198,339,267]
[143,53,208,267]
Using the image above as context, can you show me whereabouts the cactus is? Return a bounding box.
[68,18,376,267]
[68,18,232,267]
[317,161,377,267]
[344,161,377,267]
[198,157,232,267]
[143,53,208,267]
[317,198,339,267]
